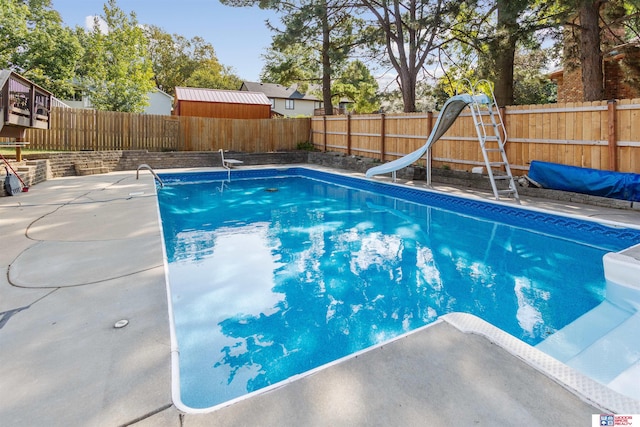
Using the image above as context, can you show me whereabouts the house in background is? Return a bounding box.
[240,82,322,117]
[61,88,173,115]
[549,46,640,102]
[143,88,173,115]
[173,87,271,119]
[549,7,640,103]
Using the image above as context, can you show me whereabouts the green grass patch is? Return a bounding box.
[0,148,58,156]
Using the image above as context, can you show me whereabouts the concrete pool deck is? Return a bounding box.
[0,167,638,426]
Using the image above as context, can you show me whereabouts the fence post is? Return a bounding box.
[323,116,327,152]
[380,113,386,161]
[425,111,434,184]
[607,100,617,172]
[347,113,352,156]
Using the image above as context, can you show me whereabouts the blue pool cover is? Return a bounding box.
[528,160,640,202]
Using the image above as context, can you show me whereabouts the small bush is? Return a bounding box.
[296,141,317,151]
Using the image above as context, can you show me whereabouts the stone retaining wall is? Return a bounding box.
[1,150,637,210]
[24,151,124,177]
[115,150,308,172]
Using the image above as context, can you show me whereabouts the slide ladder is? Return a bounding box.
[468,89,520,203]
[365,80,520,204]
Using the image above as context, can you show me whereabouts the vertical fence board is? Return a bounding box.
[631,99,640,172]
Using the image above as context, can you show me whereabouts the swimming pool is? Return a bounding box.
[157,167,640,411]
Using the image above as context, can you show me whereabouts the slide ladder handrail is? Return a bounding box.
[468,80,520,204]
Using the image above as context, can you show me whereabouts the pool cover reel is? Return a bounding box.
[1,152,27,194]
[4,166,22,196]
[527,160,640,202]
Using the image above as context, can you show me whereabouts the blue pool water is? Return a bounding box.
[157,168,640,410]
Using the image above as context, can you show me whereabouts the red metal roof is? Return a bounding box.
[175,87,271,105]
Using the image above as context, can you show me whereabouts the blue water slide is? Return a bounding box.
[365,94,490,179]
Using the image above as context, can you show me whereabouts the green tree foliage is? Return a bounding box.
[144,26,190,96]
[144,27,242,94]
[445,0,568,106]
[0,0,82,98]
[0,0,245,106]
[0,0,28,67]
[615,1,640,90]
[332,60,380,113]
[275,0,363,115]
[76,0,154,112]
[263,50,380,113]
[513,49,557,105]
[222,0,363,114]
[436,46,558,106]
[185,59,243,90]
[260,43,319,88]
[560,0,640,101]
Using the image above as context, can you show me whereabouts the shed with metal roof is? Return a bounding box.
[173,87,271,119]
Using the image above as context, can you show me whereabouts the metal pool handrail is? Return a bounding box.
[136,164,164,187]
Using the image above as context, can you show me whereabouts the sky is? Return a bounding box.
[51,0,279,82]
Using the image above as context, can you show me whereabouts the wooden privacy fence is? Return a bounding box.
[311,99,640,174]
[9,108,311,152]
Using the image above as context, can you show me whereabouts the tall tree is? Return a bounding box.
[446,0,568,106]
[273,0,363,114]
[577,0,606,100]
[77,0,154,112]
[360,0,465,112]
[563,0,639,101]
[221,0,362,115]
[489,0,527,106]
[0,0,82,97]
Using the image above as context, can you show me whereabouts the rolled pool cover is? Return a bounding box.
[528,160,640,202]
[527,160,640,202]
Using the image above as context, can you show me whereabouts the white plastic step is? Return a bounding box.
[535,301,632,362]
[565,311,640,385]
[608,359,640,400]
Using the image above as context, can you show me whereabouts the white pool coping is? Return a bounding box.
[443,313,640,414]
